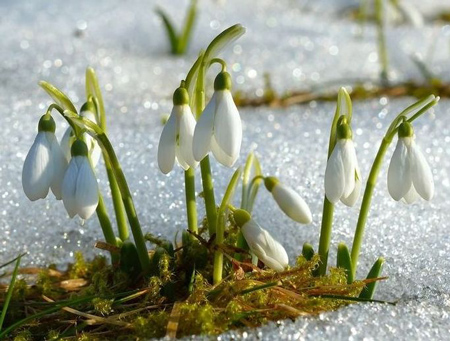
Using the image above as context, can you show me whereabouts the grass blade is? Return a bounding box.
[155,8,179,54]
[178,0,197,54]
[0,254,23,331]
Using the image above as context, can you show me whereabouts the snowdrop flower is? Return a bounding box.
[61,101,102,167]
[62,140,99,219]
[264,177,312,224]
[325,118,361,206]
[234,209,288,272]
[387,121,434,204]
[193,71,242,167]
[157,87,198,174]
[22,114,68,201]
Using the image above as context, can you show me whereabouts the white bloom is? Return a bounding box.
[22,117,67,201]
[325,138,361,206]
[265,177,312,224]
[62,141,99,219]
[157,102,198,174]
[387,136,433,203]
[193,72,242,167]
[61,109,102,167]
[234,209,288,272]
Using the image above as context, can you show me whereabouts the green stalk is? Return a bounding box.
[213,168,242,284]
[375,0,389,84]
[350,96,439,278]
[96,192,119,264]
[184,168,198,233]
[87,70,129,242]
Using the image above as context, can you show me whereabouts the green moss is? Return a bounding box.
[133,312,168,339]
[92,298,114,316]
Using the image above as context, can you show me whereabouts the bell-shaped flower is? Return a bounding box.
[193,71,242,167]
[325,119,361,206]
[264,177,312,224]
[157,87,198,174]
[61,101,102,167]
[62,140,99,219]
[234,209,288,272]
[387,122,434,204]
[22,114,68,201]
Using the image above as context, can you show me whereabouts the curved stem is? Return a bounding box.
[96,192,119,264]
[208,58,227,72]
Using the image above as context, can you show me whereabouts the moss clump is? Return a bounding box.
[133,312,169,339]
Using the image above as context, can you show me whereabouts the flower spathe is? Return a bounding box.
[62,140,99,219]
[157,87,198,174]
[387,122,434,203]
[324,121,361,206]
[61,103,102,167]
[193,71,242,167]
[264,177,312,224]
[234,209,288,272]
[22,114,68,201]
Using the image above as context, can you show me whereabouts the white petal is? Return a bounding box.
[193,94,216,161]
[241,219,288,272]
[409,141,434,201]
[49,134,68,200]
[341,171,361,207]
[402,185,419,204]
[74,157,99,219]
[60,127,74,162]
[388,138,412,201]
[213,90,242,166]
[178,105,198,169]
[211,135,236,167]
[62,157,81,218]
[22,132,52,201]
[272,183,312,224]
[175,145,190,170]
[157,109,177,174]
[341,140,357,198]
[324,143,345,204]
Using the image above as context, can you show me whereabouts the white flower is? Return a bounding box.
[193,72,242,167]
[264,177,312,224]
[387,136,434,204]
[61,108,102,167]
[325,138,361,207]
[234,209,288,272]
[157,88,198,174]
[62,140,99,219]
[22,115,68,201]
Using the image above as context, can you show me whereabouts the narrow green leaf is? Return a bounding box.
[359,257,384,299]
[85,67,106,129]
[0,253,26,270]
[336,242,353,284]
[155,8,179,54]
[0,254,23,331]
[203,24,246,63]
[178,0,197,54]
[301,243,314,261]
[39,81,77,113]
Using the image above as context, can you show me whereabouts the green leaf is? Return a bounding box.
[178,0,198,54]
[0,254,23,331]
[39,81,77,113]
[85,67,106,129]
[155,8,179,54]
[336,242,353,284]
[359,257,384,299]
[203,24,246,63]
[301,243,314,261]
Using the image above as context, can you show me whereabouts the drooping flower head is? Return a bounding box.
[264,177,312,224]
[233,209,288,272]
[62,139,99,219]
[61,100,102,167]
[193,71,242,167]
[387,121,434,204]
[157,87,198,174]
[22,114,68,201]
[324,116,361,206]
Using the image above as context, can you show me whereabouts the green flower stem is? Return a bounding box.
[64,112,151,274]
[213,168,242,284]
[96,192,119,264]
[350,96,439,278]
[87,70,129,242]
[184,168,198,233]
[375,0,389,84]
